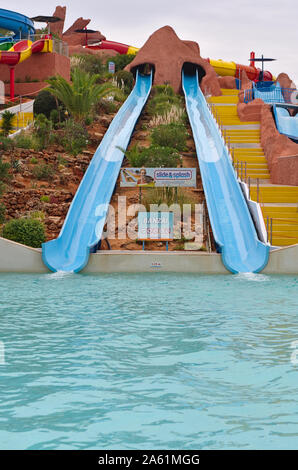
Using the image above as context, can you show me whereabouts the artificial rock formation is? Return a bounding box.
[48,6,106,55]
[260,105,298,185]
[125,26,221,95]
[50,6,66,37]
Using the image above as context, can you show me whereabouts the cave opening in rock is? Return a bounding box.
[131,63,155,80]
[183,62,206,84]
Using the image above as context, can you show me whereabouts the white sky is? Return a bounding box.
[5,0,298,85]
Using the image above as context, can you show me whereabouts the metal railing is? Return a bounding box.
[244,87,297,104]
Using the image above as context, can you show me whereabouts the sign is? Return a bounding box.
[138,212,174,241]
[108,61,115,74]
[120,168,196,188]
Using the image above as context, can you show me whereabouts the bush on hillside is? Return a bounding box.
[2,217,45,247]
[122,144,181,168]
[0,202,6,224]
[33,90,58,119]
[151,123,188,151]
[115,70,134,94]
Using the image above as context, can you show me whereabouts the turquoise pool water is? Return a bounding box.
[0,272,298,450]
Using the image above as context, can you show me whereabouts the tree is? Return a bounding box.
[46,69,125,122]
[1,111,15,137]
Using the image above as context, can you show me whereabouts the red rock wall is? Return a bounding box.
[4,82,48,97]
[260,104,298,185]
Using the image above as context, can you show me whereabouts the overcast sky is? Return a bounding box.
[8,0,298,84]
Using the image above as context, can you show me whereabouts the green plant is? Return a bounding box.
[14,132,33,149]
[120,144,181,168]
[71,54,105,77]
[60,119,89,156]
[32,163,54,181]
[33,90,58,119]
[84,115,93,126]
[50,109,59,126]
[0,181,6,197]
[0,158,11,182]
[10,158,21,173]
[40,195,50,203]
[1,110,15,136]
[30,211,45,221]
[30,157,38,164]
[46,69,125,122]
[0,135,14,151]
[115,70,134,94]
[97,99,119,114]
[2,217,45,247]
[0,202,6,224]
[33,114,53,149]
[57,155,67,166]
[151,123,188,151]
[147,85,183,117]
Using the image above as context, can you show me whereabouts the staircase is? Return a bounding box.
[208,89,298,247]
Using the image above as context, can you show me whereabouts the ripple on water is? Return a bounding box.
[0,273,297,450]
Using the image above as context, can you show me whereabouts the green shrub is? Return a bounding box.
[151,123,188,151]
[60,119,89,156]
[14,132,33,149]
[32,163,54,181]
[2,217,45,247]
[40,195,50,203]
[33,90,58,119]
[97,99,119,114]
[0,158,11,182]
[115,70,134,94]
[0,135,14,151]
[122,144,181,168]
[30,157,38,164]
[50,109,59,126]
[0,202,6,224]
[152,85,176,97]
[1,110,15,136]
[72,54,105,77]
[33,114,53,149]
[147,86,183,117]
[0,181,6,197]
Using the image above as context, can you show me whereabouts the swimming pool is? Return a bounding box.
[0,272,298,450]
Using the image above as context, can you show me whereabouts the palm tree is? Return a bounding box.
[46,69,125,122]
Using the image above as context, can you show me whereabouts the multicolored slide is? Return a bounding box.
[42,70,152,272]
[0,39,53,66]
[86,39,138,55]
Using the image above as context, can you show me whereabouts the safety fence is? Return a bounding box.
[244,87,298,104]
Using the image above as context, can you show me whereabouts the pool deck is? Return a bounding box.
[0,237,298,274]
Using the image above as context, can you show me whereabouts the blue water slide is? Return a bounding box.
[0,8,35,39]
[273,105,298,141]
[42,70,152,272]
[182,69,269,273]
